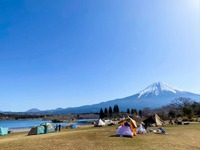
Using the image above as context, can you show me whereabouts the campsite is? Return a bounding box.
[0,121,200,150]
[1,1,200,150]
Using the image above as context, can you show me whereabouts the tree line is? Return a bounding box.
[99,104,120,118]
[0,113,47,120]
[99,104,142,119]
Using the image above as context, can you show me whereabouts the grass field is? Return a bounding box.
[0,124,200,150]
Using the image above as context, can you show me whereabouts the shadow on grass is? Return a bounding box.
[109,135,117,137]
[109,135,133,138]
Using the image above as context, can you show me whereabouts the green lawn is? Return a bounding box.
[0,124,200,150]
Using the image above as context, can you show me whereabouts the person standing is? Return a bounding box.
[44,124,48,134]
[55,124,58,132]
[58,124,61,132]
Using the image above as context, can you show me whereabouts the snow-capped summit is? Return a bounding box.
[137,82,183,98]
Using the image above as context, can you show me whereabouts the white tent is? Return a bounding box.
[94,119,105,127]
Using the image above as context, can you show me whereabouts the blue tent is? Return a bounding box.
[0,127,8,135]
[28,126,45,135]
[28,123,55,135]
[71,125,77,129]
[41,122,55,133]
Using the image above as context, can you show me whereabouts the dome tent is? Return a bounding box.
[116,116,137,137]
[28,122,55,135]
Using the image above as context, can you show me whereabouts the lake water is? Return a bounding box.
[0,119,97,130]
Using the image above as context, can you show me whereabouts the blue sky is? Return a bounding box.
[0,0,200,111]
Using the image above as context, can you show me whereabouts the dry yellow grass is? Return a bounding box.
[0,124,200,150]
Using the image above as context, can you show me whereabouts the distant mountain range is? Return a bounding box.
[25,82,200,114]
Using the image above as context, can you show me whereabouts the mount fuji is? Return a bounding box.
[43,82,200,114]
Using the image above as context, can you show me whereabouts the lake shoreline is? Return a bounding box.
[0,119,97,133]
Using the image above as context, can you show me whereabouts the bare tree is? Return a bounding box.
[172,97,193,109]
